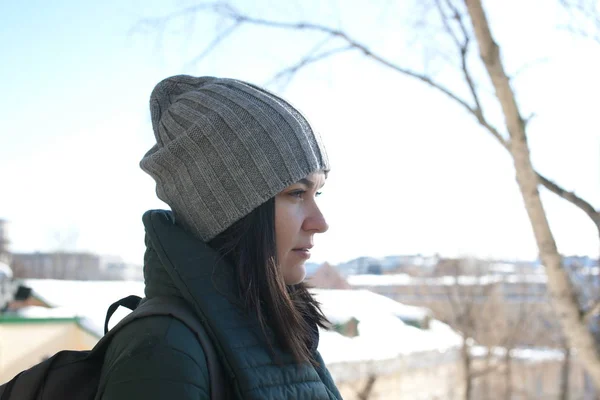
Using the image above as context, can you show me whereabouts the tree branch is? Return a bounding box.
[583,300,600,323]
[559,0,600,44]
[471,361,504,379]
[172,3,480,114]
[466,0,600,387]
[266,45,354,88]
[512,57,551,81]
[184,21,242,69]
[147,2,600,239]
[434,0,484,119]
[435,0,464,50]
[537,175,600,231]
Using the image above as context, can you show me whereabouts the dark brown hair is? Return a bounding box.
[209,197,329,365]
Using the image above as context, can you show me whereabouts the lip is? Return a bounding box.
[293,245,313,251]
[292,248,312,259]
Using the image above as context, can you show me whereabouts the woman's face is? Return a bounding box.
[275,171,329,285]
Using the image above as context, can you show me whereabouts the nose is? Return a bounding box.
[303,203,329,234]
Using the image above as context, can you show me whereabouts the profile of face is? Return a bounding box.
[275,171,329,285]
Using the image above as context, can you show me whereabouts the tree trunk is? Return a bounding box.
[461,335,472,400]
[503,348,512,400]
[560,346,571,400]
[464,0,600,391]
[357,375,376,400]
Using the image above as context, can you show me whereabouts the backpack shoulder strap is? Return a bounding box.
[97,296,227,400]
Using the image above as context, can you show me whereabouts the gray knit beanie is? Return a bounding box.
[140,75,330,242]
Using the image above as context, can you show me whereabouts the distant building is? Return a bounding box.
[4,279,590,399]
[11,252,143,281]
[306,263,351,290]
[564,255,599,268]
[347,272,553,347]
[336,254,439,277]
[0,261,13,310]
[0,219,11,266]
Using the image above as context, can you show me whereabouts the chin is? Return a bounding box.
[283,262,307,285]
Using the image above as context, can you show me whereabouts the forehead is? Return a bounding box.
[297,171,327,186]
[307,171,327,180]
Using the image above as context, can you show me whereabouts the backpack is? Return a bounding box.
[0,295,226,400]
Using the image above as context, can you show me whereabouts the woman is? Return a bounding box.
[97,75,343,399]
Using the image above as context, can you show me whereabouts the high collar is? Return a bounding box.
[141,210,323,398]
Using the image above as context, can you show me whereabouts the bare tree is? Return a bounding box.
[560,339,571,400]
[136,0,600,389]
[495,276,542,399]
[427,258,521,399]
[49,228,79,280]
[398,257,569,398]
[356,375,376,400]
[559,0,600,44]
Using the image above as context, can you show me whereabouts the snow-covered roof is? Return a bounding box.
[21,279,145,336]
[19,279,464,377]
[311,288,463,376]
[12,305,80,320]
[348,273,548,287]
[22,279,144,308]
[346,274,413,286]
[311,288,431,323]
[471,346,565,363]
[2,305,103,338]
[304,262,321,277]
[0,262,12,279]
[489,263,518,273]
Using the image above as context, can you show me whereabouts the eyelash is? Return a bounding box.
[290,190,322,198]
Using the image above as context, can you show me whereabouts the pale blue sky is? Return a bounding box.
[1,0,598,265]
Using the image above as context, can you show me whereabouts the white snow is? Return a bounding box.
[0,262,12,279]
[11,305,78,320]
[21,279,145,335]
[348,273,547,287]
[346,274,413,286]
[19,279,468,376]
[471,345,566,363]
[312,288,431,322]
[311,288,463,376]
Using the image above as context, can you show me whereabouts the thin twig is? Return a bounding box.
[537,175,600,230]
[559,0,600,44]
[512,57,551,80]
[266,46,354,88]
[471,362,504,379]
[265,34,338,87]
[444,0,484,116]
[144,2,599,231]
[435,0,463,50]
[184,21,242,69]
[583,300,600,323]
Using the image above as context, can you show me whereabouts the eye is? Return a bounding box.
[289,190,306,199]
[315,191,323,197]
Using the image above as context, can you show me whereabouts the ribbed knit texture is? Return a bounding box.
[140,75,330,242]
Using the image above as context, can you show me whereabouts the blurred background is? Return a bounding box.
[1,0,599,398]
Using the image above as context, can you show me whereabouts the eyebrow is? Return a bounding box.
[298,178,315,189]
[298,178,325,189]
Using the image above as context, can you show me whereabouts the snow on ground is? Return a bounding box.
[348,273,547,287]
[311,288,463,374]
[19,280,464,371]
[12,305,80,319]
[12,278,573,385]
[20,279,145,336]
[471,345,565,363]
[346,274,413,286]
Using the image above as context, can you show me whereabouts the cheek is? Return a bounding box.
[274,201,302,259]
[274,202,289,258]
